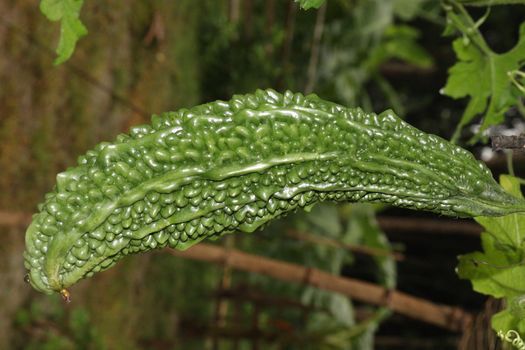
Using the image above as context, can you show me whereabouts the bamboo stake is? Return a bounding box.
[167,244,473,332]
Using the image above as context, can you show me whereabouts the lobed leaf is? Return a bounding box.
[443,20,525,141]
[457,175,525,336]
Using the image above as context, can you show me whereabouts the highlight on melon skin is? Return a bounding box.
[23,89,525,295]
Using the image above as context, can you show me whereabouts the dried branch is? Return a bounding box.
[377,216,482,236]
[264,0,276,57]
[278,0,297,89]
[304,3,326,94]
[379,61,435,76]
[143,11,166,46]
[0,18,149,118]
[166,244,473,332]
[229,0,241,23]
[491,134,525,151]
[212,236,235,350]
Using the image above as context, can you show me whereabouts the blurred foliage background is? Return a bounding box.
[0,0,524,349]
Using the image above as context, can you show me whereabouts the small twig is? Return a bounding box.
[278,0,297,89]
[212,236,235,350]
[143,11,166,46]
[0,17,149,118]
[377,216,482,236]
[379,61,435,76]
[229,0,241,23]
[167,244,473,332]
[264,0,276,57]
[242,0,254,41]
[304,3,326,94]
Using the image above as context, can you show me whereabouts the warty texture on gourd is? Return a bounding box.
[24,89,525,295]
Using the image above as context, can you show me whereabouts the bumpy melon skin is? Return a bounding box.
[24,89,525,294]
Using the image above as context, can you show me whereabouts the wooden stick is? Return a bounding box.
[377,216,482,236]
[304,3,326,94]
[491,134,525,151]
[166,244,473,332]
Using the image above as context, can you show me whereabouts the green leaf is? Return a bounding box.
[500,174,524,199]
[294,0,326,10]
[475,176,524,248]
[40,0,87,65]
[457,175,525,336]
[491,304,525,341]
[329,293,355,327]
[367,25,434,70]
[443,21,525,139]
[456,235,525,298]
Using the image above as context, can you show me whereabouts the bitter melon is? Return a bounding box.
[24,89,525,295]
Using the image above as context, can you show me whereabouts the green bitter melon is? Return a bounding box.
[24,89,525,295]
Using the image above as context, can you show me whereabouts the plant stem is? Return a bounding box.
[305,3,326,94]
[443,0,493,56]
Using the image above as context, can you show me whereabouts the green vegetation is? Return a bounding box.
[457,176,525,336]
